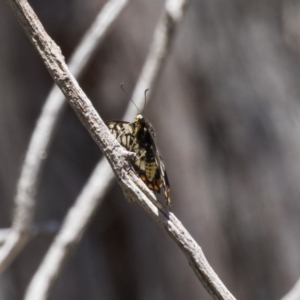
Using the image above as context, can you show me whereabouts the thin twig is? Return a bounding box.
[281,278,300,300]
[0,0,130,274]
[8,1,236,300]
[127,0,189,117]
[0,222,60,246]
[24,1,191,299]
[123,172,236,300]
[25,160,113,300]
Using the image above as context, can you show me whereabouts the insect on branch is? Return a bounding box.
[7,1,237,300]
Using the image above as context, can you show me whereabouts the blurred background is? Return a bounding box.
[1,0,300,299]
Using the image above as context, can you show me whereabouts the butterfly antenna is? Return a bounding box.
[143,88,149,115]
[120,83,140,113]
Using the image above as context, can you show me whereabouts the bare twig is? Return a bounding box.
[25,160,113,300]
[0,0,130,274]
[0,222,60,247]
[281,278,300,300]
[127,0,189,117]
[8,0,236,300]
[24,1,191,299]
[123,173,236,300]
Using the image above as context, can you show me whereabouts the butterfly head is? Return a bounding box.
[135,113,144,123]
[134,114,145,135]
[135,114,156,139]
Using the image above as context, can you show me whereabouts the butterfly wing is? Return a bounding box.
[106,118,171,206]
[106,121,146,165]
[106,120,154,184]
[143,119,171,205]
[106,121,136,149]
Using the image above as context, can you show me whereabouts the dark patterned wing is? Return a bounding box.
[106,116,171,206]
[106,121,136,151]
[140,117,171,205]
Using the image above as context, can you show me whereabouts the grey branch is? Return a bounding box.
[24,0,191,298]
[26,1,192,299]
[0,0,130,274]
[0,222,60,246]
[128,0,189,115]
[25,160,114,300]
[7,0,236,300]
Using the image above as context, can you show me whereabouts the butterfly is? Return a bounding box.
[106,114,171,206]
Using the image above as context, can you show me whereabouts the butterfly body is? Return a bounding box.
[106,114,171,205]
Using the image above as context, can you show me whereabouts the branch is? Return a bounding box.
[0,222,60,246]
[281,278,300,300]
[8,1,236,300]
[0,0,130,274]
[124,0,189,118]
[25,160,114,300]
[123,173,236,300]
[24,1,193,299]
